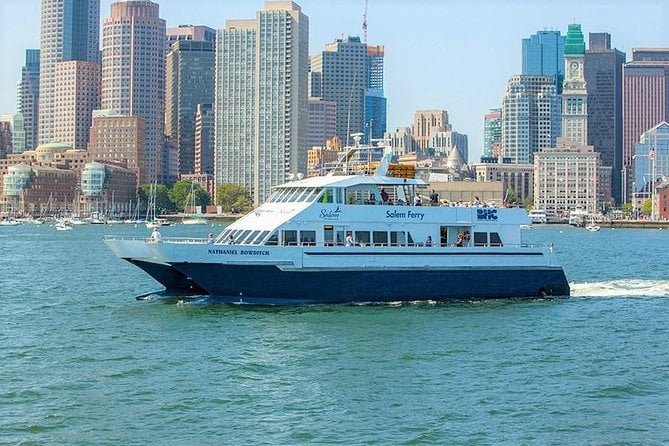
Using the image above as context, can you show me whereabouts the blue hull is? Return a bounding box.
[128,259,208,295]
[171,263,570,304]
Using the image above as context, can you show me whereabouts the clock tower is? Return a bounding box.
[562,24,587,146]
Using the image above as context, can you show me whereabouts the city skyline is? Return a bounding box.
[1,0,668,162]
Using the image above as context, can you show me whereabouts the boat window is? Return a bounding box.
[373,231,388,246]
[473,232,487,247]
[335,226,346,246]
[346,190,362,205]
[355,231,370,246]
[300,230,316,246]
[294,188,310,202]
[244,230,261,244]
[490,232,503,247]
[282,230,297,246]
[285,188,302,202]
[335,187,344,204]
[268,190,281,203]
[390,231,406,247]
[318,188,333,203]
[252,230,269,244]
[407,232,415,246]
[237,230,252,244]
[323,225,334,246]
[306,187,322,202]
[265,231,279,245]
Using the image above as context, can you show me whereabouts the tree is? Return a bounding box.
[642,198,652,216]
[168,180,210,211]
[621,202,633,219]
[505,187,517,205]
[523,197,533,211]
[215,183,252,212]
[138,183,176,215]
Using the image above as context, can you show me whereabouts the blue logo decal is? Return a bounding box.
[477,208,498,220]
[319,206,342,220]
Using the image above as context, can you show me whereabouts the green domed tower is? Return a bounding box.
[562,23,588,146]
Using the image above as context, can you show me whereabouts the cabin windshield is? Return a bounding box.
[268,187,322,203]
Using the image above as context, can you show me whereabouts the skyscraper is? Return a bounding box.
[585,33,625,205]
[215,1,309,205]
[39,0,100,145]
[310,36,367,146]
[561,24,588,146]
[483,108,502,158]
[194,103,214,175]
[165,40,215,175]
[412,110,449,151]
[166,25,216,50]
[101,0,166,184]
[364,45,387,142]
[502,75,560,163]
[53,60,100,149]
[522,30,565,93]
[622,48,669,202]
[20,50,40,151]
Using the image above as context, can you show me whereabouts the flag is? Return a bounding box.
[649,148,655,161]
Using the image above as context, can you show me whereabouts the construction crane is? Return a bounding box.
[362,0,368,43]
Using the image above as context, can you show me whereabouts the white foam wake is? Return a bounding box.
[571,279,669,298]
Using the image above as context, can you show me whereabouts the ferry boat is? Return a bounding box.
[104,150,570,304]
[527,209,547,225]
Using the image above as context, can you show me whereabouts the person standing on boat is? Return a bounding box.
[151,227,162,243]
[425,236,433,247]
[430,190,439,206]
[380,188,389,204]
[207,233,214,244]
[226,235,235,245]
[414,192,422,206]
[345,232,355,246]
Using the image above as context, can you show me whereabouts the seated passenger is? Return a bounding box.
[380,188,389,203]
[425,236,433,247]
[456,233,464,247]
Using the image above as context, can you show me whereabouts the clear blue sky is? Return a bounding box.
[1,0,667,160]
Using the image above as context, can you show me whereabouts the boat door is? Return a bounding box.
[324,225,346,246]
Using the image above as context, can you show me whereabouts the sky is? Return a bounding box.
[1,0,668,161]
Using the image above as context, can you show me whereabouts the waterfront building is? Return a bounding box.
[585,33,625,205]
[194,104,214,176]
[19,50,40,151]
[310,36,367,146]
[483,109,502,159]
[88,111,145,189]
[307,146,341,177]
[632,122,669,219]
[0,123,11,158]
[522,30,565,93]
[101,0,166,183]
[53,61,100,149]
[534,24,600,215]
[307,98,337,149]
[502,75,561,163]
[384,127,417,156]
[215,1,309,205]
[165,40,215,176]
[39,0,100,146]
[80,161,136,216]
[412,110,449,152]
[0,114,26,154]
[475,161,534,205]
[622,48,669,202]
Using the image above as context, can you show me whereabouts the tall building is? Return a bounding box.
[194,103,214,175]
[632,122,669,219]
[101,0,166,184]
[307,97,337,149]
[166,25,216,49]
[39,0,100,145]
[53,61,100,149]
[20,50,40,151]
[585,33,626,205]
[412,110,449,152]
[622,48,669,201]
[165,40,215,175]
[429,130,468,161]
[483,108,502,158]
[502,75,561,163]
[0,114,26,154]
[215,1,309,205]
[534,24,600,215]
[364,45,387,141]
[522,30,565,93]
[310,36,367,146]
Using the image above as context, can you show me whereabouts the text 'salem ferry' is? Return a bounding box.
[104,153,570,304]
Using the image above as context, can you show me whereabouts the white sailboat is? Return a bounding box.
[182,182,208,225]
[145,182,170,228]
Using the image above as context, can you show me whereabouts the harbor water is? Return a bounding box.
[1,224,668,445]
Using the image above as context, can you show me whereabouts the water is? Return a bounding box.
[1,223,668,445]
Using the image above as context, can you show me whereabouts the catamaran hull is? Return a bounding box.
[171,263,570,304]
[127,259,207,295]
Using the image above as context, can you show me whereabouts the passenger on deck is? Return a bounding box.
[369,193,376,204]
[345,232,355,246]
[207,233,214,244]
[430,190,439,206]
[414,193,422,206]
[226,235,235,245]
[463,230,471,246]
[425,236,433,247]
[380,188,389,204]
[456,233,464,247]
[150,227,162,243]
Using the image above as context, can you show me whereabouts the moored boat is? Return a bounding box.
[105,149,569,304]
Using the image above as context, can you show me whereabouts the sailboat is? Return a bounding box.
[145,182,170,228]
[182,182,208,225]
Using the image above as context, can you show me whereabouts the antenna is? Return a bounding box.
[362,0,368,43]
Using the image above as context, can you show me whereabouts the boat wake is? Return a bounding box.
[570,279,669,298]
